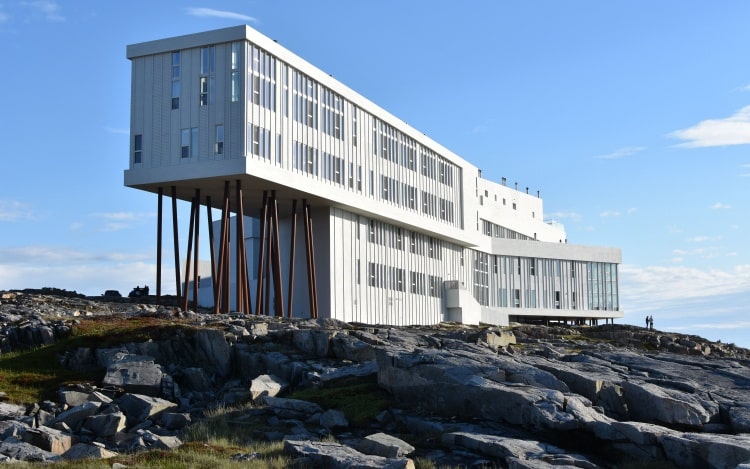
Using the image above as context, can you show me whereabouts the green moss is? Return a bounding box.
[289,377,392,427]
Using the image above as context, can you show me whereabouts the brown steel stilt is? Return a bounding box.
[206,196,217,312]
[308,206,319,319]
[171,186,182,308]
[287,199,297,317]
[156,187,163,305]
[303,200,315,318]
[182,196,196,312]
[215,182,230,314]
[271,193,285,318]
[236,180,251,315]
[221,181,231,314]
[255,191,269,315]
[192,189,200,310]
[264,214,272,317]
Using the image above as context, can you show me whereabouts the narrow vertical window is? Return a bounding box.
[191,127,199,158]
[181,129,190,158]
[200,77,209,106]
[231,72,240,102]
[200,46,215,106]
[215,125,224,155]
[231,42,241,103]
[171,51,180,110]
[133,134,142,164]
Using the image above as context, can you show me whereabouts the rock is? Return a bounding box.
[249,374,288,401]
[319,409,348,429]
[284,439,414,469]
[729,405,750,433]
[621,381,711,427]
[117,393,178,427]
[51,401,101,430]
[659,432,750,469]
[84,412,127,437]
[62,442,118,460]
[0,437,60,462]
[22,426,73,455]
[356,432,415,458]
[160,412,192,430]
[261,396,323,420]
[102,353,164,395]
[443,432,597,468]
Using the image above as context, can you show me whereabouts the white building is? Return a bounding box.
[125,25,623,326]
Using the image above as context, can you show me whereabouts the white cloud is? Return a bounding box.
[599,210,621,218]
[546,211,582,223]
[620,263,750,311]
[0,246,166,296]
[0,199,36,222]
[669,105,750,148]
[687,236,711,243]
[90,211,155,231]
[105,127,129,135]
[0,10,9,23]
[593,146,645,159]
[711,202,731,210]
[186,7,257,22]
[22,1,65,22]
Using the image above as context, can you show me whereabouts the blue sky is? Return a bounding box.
[1,1,749,346]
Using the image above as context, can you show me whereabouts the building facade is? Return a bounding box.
[125,25,623,326]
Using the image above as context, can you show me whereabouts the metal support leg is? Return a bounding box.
[156,187,163,305]
[255,191,268,315]
[171,186,181,308]
[287,200,297,317]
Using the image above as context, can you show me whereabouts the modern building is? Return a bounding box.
[125,25,623,326]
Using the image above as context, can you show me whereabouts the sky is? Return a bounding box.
[1,1,749,347]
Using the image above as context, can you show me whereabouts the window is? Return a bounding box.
[181,128,198,158]
[171,51,180,110]
[231,71,240,103]
[200,77,209,106]
[199,46,215,106]
[215,125,224,155]
[181,129,190,158]
[133,134,142,164]
[231,43,242,103]
[201,46,215,74]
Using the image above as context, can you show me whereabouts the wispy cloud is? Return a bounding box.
[593,146,645,160]
[0,199,36,222]
[545,211,582,223]
[91,212,155,232]
[621,263,750,310]
[599,210,621,218]
[0,9,9,23]
[711,202,731,210]
[669,105,750,148]
[0,246,163,296]
[186,7,257,22]
[22,1,65,22]
[105,127,129,135]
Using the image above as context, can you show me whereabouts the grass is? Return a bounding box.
[288,377,393,427]
[0,315,203,404]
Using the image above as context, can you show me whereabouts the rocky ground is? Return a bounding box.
[1,288,750,468]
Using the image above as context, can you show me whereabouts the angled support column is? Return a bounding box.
[287,199,297,317]
[255,191,269,315]
[182,195,197,312]
[236,180,251,315]
[206,196,217,312]
[271,192,285,318]
[215,181,231,314]
[156,187,163,305]
[303,200,319,319]
[192,189,200,310]
[171,186,182,308]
